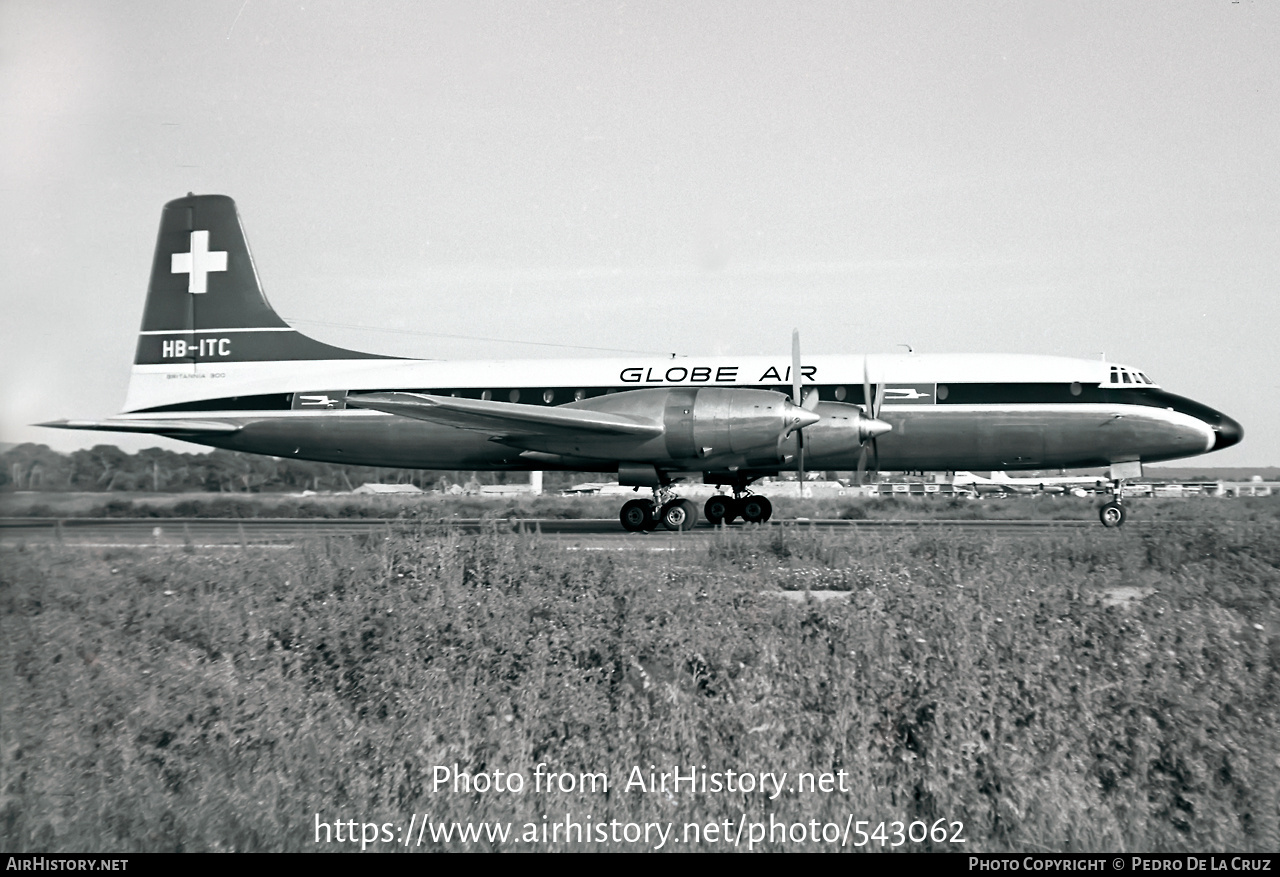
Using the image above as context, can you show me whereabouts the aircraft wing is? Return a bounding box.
[38,419,242,435]
[346,392,663,438]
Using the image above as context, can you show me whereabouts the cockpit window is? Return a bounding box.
[1105,365,1158,388]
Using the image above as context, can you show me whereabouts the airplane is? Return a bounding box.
[40,194,1243,531]
[951,470,1107,497]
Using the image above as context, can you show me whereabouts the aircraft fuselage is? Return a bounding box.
[114,352,1239,476]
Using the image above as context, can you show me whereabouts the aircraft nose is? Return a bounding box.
[1213,413,1243,451]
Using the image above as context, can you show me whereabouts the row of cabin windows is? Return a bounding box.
[452,387,865,404]
[469,388,602,403]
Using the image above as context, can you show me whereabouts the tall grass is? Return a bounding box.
[2,522,1276,851]
[5,490,1278,525]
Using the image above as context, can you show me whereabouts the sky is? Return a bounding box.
[2,1,1277,466]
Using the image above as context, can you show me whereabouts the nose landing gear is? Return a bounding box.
[1099,501,1125,527]
[1099,476,1127,527]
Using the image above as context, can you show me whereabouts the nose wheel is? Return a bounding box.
[1098,475,1128,527]
[1099,501,1125,528]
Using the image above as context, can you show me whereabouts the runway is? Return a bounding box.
[0,515,1147,549]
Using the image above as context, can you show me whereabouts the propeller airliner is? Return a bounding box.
[41,195,1243,530]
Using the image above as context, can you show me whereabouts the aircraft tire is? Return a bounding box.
[1099,501,1125,528]
[740,496,772,524]
[661,498,699,532]
[704,495,738,526]
[620,499,656,532]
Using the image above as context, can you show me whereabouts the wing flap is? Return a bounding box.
[346,392,663,437]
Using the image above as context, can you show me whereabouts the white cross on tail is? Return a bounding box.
[171,230,228,294]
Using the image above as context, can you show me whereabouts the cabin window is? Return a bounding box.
[542,389,555,404]
[481,390,492,401]
[834,385,847,401]
[509,389,521,402]
[1070,382,1082,396]
[936,384,948,401]
[1121,373,1131,384]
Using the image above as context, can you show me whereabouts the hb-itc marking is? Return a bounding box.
[163,338,230,358]
[171,230,228,293]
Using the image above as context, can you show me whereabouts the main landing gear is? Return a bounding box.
[618,481,776,532]
[1099,478,1127,528]
[619,487,701,533]
[704,486,773,526]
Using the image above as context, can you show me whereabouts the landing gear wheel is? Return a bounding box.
[740,495,773,524]
[704,495,738,526]
[620,499,656,532]
[660,498,699,532]
[1099,501,1125,528]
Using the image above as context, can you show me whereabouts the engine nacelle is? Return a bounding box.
[511,387,818,466]
[778,401,888,468]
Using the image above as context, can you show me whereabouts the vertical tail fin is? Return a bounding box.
[133,194,385,366]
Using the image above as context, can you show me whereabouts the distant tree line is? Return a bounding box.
[0,443,584,494]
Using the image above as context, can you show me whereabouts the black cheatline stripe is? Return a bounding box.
[136,394,294,413]
[133,384,1223,426]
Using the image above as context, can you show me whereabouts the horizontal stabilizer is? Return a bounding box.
[346,392,663,437]
[37,419,242,435]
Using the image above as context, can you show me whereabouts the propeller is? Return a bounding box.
[790,330,823,496]
[856,355,889,486]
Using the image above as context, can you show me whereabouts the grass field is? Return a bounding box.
[2,519,1278,852]
[5,489,1280,527]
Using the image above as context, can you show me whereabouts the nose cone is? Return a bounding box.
[1213,413,1243,451]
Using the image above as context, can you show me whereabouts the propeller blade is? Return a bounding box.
[855,356,891,488]
[791,329,803,408]
[871,375,887,482]
[791,330,811,496]
[863,356,873,419]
